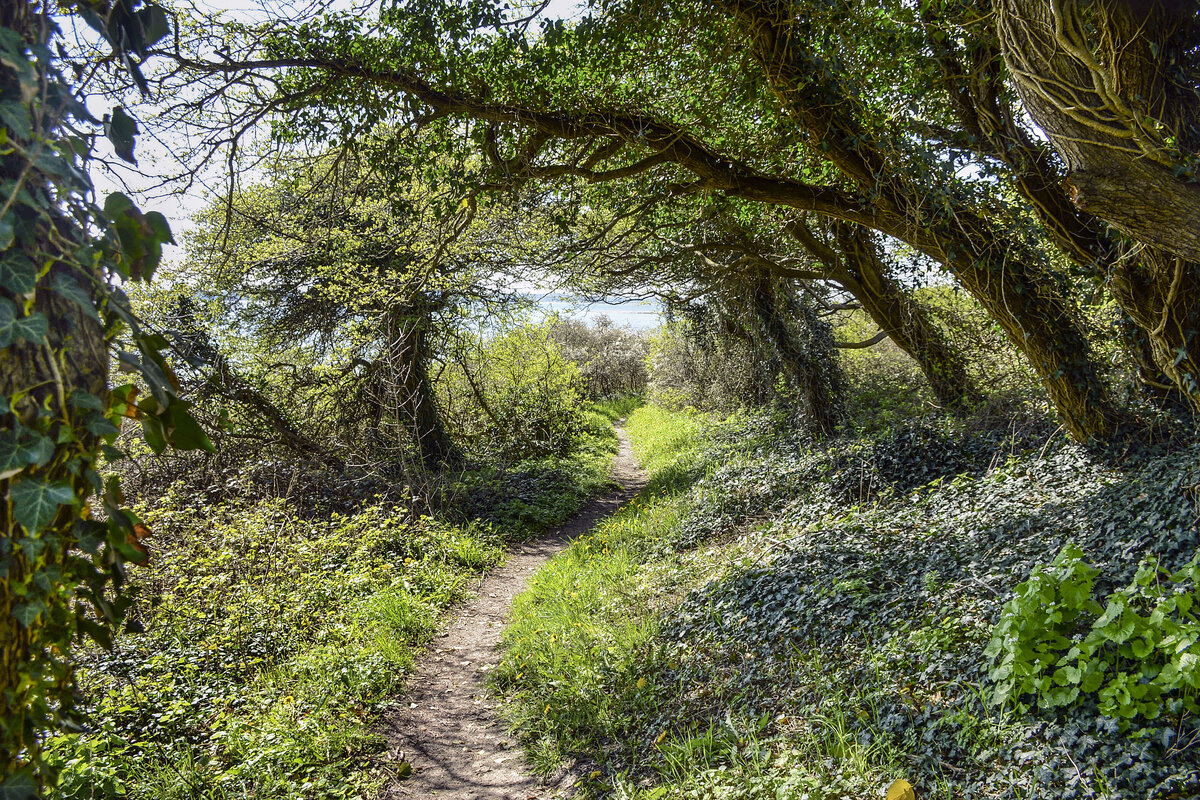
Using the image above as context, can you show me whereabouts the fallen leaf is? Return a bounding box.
[886,779,916,800]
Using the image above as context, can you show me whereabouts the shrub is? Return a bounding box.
[549,316,648,400]
[442,323,585,461]
[988,544,1200,722]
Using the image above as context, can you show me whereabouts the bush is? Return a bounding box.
[549,316,648,400]
[441,323,586,461]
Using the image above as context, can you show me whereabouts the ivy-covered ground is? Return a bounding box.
[495,405,1200,799]
[47,409,619,800]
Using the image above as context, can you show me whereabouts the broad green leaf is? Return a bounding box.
[0,301,48,347]
[68,390,105,412]
[0,770,37,800]
[50,273,100,321]
[0,252,36,295]
[10,479,75,533]
[104,106,138,164]
[11,601,43,628]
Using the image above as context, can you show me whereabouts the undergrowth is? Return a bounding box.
[47,411,619,799]
[496,406,1200,800]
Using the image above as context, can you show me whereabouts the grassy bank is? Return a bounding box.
[48,412,620,800]
[495,406,1200,799]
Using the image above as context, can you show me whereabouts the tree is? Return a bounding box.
[179,141,532,471]
[138,0,1130,439]
[995,0,1200,409]
[0,1,206,788]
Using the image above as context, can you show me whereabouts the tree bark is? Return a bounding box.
[718,0,1124,441]
[384,305,461,469]
[996,0,1200,412]
[749,275,845,436]
[996,0,1200,261]
[790,222,983,411]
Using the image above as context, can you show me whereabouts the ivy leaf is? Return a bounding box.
[86,415,120,437]
[0,770,38,800]
[0,252,36,295]
[24,434,53,467]
[68,390,105,412]
[10,479,75,533]
[0,217,13,250]
[137,4,172,49]
[50,273,100,321]
[0,433,27,479]
[11,601,43,628]
[164,402,215,452]
[0,300,47,347]
[104,105,138,164]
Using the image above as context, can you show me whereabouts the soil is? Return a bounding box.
[379,422,647,799]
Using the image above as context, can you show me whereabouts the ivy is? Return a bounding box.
[988,545,1200,723]
[0,1,211,791]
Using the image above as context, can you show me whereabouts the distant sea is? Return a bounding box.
[530,293,663,331]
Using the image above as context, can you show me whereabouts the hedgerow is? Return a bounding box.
[497,405,1200,799]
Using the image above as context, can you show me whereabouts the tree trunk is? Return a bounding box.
[995,0,1200,412]
[996,0,1200,261]
[384,305,461,469]
[722,0,1125,441]
[0,1,109,774]
[750,275,845,436]
[791,222,983,411]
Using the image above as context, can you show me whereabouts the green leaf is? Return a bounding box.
[141,416,166,453]
[0,770,38,800]
[165,402,215,452]
[11,601,43,628]
[25,434,53,466]
[50,273,100,321]
[0,252,36,295]
[10,479,75,533]
[86,416,120,437]
[138,4,172,47]
[0,433,27,479]
[68,390,105,412]
[0,301,48,347]
[104,106,138,164]
[0,217,14,250]
[104,192,135,218]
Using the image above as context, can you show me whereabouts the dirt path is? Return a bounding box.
[379,422,646,799]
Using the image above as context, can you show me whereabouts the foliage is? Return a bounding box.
[441,323,586,461]
[549,316,648,400]
[0,3,211,788]
[496,403,1200,799]
[49,409,619,799]
[46,496,502,799]
[988,545,1200,723]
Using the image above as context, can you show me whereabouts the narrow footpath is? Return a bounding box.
[380,422,647,799]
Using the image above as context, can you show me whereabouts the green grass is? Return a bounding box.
[494,404,1200,799]
[48,415,622,800]
[493,406,989,798]
[590,395,646,422]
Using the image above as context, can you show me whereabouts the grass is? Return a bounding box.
[590,395,646,422]
[48,417,621,800]
[493,404,1200,799]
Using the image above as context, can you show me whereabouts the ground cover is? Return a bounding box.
[46,409,620,800]
[495,406,1200,799]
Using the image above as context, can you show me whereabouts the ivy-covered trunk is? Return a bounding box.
[724,0,1123,442]
[832,227,982,411]
[750,276,845,437]
[383,305,461,469]
[1,1,199,786]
